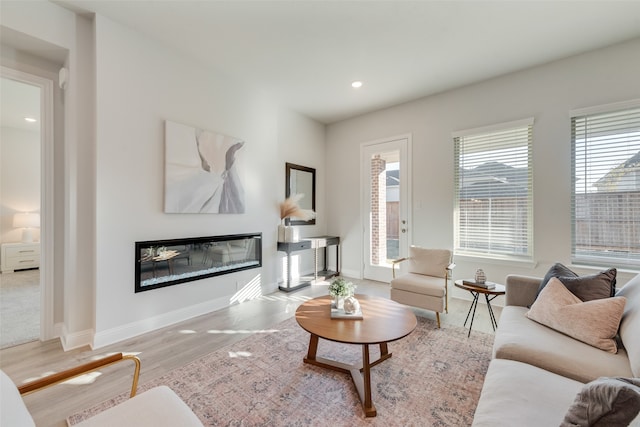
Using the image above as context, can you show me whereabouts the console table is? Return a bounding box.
[278,236,340,292]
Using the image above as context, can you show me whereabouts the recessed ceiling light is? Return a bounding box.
[351,81,363,89]
[24,117,37,123]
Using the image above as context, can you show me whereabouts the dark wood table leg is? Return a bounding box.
[303,335,352,373]
[302,335,396,417]
[362,344,375,416]
[350,344,376,417]
[366,342,392,370]
[380,342,389,357]
[305,334,319,361]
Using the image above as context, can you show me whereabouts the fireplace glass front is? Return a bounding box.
[135,233,262,292]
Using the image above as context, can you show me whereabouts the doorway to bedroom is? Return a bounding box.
[0,66,53,349]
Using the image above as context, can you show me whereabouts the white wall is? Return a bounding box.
[5,1,638,348]
[2,2,328,349]
[326,37,640,298]
[1,0,79,338]
[0,48,68,327]
[0,127,40,243]
[276,108,327,277]
[91,15,327,347]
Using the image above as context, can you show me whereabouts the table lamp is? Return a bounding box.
[13,212,40,243]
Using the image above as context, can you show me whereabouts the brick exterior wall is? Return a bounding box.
[370,155,387,265]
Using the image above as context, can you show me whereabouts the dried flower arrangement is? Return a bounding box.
[279,194,316,222]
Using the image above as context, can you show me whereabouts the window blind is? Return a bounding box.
[454,119,533,260]
[571,105,640,268]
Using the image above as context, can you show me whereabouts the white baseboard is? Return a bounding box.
[60,326,94,351]
[91,295,231,349]
[263,281,279,294]
[340,268,361,279]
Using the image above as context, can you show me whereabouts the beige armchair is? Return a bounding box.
[390,246,455,328]
[1,353,203,427]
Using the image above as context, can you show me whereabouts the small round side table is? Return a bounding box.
[454,280,505,337]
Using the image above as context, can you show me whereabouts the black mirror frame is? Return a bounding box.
[285,162,316,226]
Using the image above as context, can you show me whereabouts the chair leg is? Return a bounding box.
[445,282,449,314]
[435,312,441,328]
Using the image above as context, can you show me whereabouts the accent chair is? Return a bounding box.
[390,246,455,328]
[0,353,203,427]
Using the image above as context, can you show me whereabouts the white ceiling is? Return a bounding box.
[12,1,640,125]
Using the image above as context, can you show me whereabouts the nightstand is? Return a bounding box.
[1,242,40,273]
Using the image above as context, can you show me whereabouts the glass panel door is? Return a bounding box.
[362,137,409,282]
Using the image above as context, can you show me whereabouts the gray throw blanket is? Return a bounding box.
[561,377,640,427]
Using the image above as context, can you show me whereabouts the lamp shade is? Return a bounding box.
[13,212,40,229]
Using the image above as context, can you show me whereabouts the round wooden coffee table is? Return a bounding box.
[295,294,417,417]
[454,280,506,337]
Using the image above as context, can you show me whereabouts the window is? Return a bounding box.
[454,118,533,260]
[571,102,640,268]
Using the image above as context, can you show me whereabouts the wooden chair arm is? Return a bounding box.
[18,353,141,398]
[390,257,409,279]
[444,263,456,283]
[390,257,409,266]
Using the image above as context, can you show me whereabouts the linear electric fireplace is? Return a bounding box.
[135,233,262,292]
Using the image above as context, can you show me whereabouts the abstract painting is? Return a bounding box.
[165,120,245,213]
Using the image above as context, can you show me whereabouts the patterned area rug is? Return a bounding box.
[68,315,493,426]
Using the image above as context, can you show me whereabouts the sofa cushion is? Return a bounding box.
[0,370,35,427]
[526,278,626,353]
[616,273,640,377]
[472,359,584,427]
[560,377,640,427]
[494,306,633,383]
[537,263,616,302]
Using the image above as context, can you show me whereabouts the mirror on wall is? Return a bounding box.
[285,162,316,225]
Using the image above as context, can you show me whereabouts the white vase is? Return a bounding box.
[332,296,345,310]
[284,226,299,242]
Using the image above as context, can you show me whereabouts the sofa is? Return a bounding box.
[473,271,640,426]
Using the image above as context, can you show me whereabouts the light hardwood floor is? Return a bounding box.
[0,277,501,427]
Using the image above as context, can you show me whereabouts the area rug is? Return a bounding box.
[68,316,493,426]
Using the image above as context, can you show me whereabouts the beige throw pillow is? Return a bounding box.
[526,277,626,353]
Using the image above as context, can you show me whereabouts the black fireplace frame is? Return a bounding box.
[135,232,262,293]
